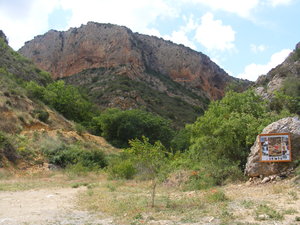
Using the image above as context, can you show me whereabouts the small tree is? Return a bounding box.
[126,136,168,207]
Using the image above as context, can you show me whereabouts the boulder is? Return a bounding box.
[245,116,300,177]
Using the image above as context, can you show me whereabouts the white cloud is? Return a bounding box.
[164,30,196,49]
[0,0,59,49]
[250,44,267,53]
[184,0,259,18]
[183,0,294,18]
[59,0,178,36]
[0,0,178,50]
[237,49,292,81]
[194,13,235,51]
[267,0,293,7]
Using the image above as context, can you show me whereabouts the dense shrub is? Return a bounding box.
[269,76,300,115]
[107,158,136,180]
[189,90,289,169]
[92,108,174,148]
[170,127,191,152]
[0,132,18,163]
[33,110,49,123]
[43,144,107,170]
[26,80,96,124]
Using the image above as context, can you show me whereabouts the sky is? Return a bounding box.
[0,0,299,81]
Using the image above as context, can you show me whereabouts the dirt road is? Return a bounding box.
[0,187,114,225]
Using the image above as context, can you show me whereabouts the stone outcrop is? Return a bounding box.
[19,22,248,101]
[255,42,300,98]
[245,116,300,177]
[0,30,8,44]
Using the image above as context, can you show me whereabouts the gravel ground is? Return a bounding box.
[0,187,115,225]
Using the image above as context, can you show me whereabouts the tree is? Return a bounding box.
[92,109,174,148]
[126,137,168,207]
[25,80,96,124]
[189,90,290,169]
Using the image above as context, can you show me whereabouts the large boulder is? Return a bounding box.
[245,116,300,177]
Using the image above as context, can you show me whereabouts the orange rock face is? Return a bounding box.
[19,22,240,100]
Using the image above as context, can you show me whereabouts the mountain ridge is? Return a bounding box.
[19,22,250,126]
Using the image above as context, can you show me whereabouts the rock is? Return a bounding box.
[246,180,252,186]
[245,116,300,177]
[0,30,8,44]
[255,41,300,98]
[257,214,269,220]
[261,177,271,184]
[48,163,60,170]
[19,22,250,101]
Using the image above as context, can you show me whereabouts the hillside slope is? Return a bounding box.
[255,42,300,97]
[19,22,250,126]
[0,31,115,169]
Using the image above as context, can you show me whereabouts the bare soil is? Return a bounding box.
[0,186,114,225]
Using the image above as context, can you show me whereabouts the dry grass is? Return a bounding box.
[77,176,300,224]
[1,170,299,224]
[0,169,105,191]
[77,179,235,224]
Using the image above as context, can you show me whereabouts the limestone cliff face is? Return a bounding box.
[255,42,300,97]
[19,22,239,101]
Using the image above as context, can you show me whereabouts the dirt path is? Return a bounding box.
[0,187,115,225]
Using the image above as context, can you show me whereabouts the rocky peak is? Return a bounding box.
[19,22,244,101]
[255,42,300,97]
[0,30,8,44]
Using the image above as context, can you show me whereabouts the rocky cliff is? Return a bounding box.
[19,22,249,126]
[255,42,300,98]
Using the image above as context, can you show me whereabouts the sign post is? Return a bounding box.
[259,133,292,162]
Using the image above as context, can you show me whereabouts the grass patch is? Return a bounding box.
[241,200,255,209]
[255,204,283,221]
[0,170,104,191]
[205,189,228,203]
[77,179,236,224]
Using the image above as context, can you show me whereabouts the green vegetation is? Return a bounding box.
[125,137,169,207]
[33,109,49,123]
[107,157,136,180]
[91,108,174,148]
[292,48,300,61]
[255,204,283,221]
[42,143,107,170]
[189,90,289,166]
[0,37,52,86]
[26,80,96,124]
[0,132,18,166]
[270,76,300,115]
[64,67,206,127]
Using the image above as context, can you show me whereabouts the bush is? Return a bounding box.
[26,80,96,124]
[107,158,136,179]
[25,81,46,100]
[33,110,49,123]
[189,90,290,169]
[0,132,18,163]
[74,123,86,136]
[184,160,244,190]
[92,108,174,148]
[43,144,107,170]
[170,127,191,152]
